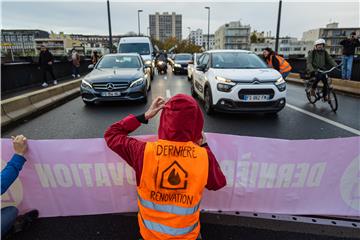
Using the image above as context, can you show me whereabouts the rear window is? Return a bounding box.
[119,43,150,55]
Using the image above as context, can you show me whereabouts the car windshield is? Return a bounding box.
[175,54,192,61]
[97,55,141,69]
[119,43,150,55]
[211,52,268,69]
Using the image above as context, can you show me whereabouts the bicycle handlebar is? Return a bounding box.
[317,64,342,74]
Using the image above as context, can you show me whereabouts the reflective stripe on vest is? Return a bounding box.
[138,194,200,216]
[140,213,198,236]
[268,55,291,74]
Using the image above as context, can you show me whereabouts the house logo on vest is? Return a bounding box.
[160,161,188,190]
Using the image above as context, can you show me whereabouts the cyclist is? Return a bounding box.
[306,39,337,100]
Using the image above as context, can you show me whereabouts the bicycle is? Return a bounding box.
[303,66,341,112]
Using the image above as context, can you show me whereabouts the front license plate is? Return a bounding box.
[244,95,270,101]
[101,92,122,97]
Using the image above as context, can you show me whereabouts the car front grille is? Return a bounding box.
[92,82,129,91]
[238,89,275,100]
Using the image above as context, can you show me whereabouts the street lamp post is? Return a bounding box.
[106,0,113,53]
[205,7,210,50]
[275,0,282,53]
[187,27,191,44]
[138,10,143,36]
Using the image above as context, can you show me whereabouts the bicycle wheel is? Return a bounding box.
[328,89,338,112]
[306,89,317,104]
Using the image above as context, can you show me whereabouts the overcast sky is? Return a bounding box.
[1,1,359,39]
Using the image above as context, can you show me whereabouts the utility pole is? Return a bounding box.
[275,0,282,53]
[205,7,210,50]
[138,10,143,36]
[107,0,113,53]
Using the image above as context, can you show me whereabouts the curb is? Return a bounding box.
[287,73,360,96]
[1,79,82,128]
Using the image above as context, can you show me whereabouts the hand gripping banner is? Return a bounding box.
[1,133,359,217]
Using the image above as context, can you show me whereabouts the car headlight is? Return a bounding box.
[129,77,144,88]
[274,77,286,92]
[81,79,93,90]
[174,63,181,68]
[144,60,152,66]
[215,76,236,92]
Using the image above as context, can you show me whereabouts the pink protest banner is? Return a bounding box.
[1,133,359,217]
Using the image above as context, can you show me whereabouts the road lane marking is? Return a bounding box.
[166,89,171,98]
[286,103,360,135]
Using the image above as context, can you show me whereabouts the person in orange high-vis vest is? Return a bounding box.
[263,47,292,79]
[104,94,227,240]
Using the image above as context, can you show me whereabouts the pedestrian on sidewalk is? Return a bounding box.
[71,49,81,78]
[340,31,360,80]
[38,45,57,87]
[1,135,39,238]
[104,94,226,240]
[263,47,292,80]
[91,50,100,65]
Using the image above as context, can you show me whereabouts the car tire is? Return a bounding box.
[204,86,214,115]
[191,81,197,98]
[151,70,154,81]
[83,100,95,106]
[147,79,151,92]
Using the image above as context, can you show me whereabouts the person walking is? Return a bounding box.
[71,49,81,78]
[263,47,292,79]
[340,31,360,80]
[104,94,226,240]
[91,50,100,65]
[1,135,39,238]
[38,45,57,87]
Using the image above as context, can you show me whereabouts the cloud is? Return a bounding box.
[2,1,359,38]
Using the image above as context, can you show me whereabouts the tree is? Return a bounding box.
[250,32,258,43]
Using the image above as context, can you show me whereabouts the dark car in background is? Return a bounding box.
[80,53,151,105]
[172,53,193,75]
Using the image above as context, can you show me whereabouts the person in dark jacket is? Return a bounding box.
[104,94,226,240]
[38,45,57,87]
[1,135,39,238]
[340,32,360,80]
[263,47,292,79]
[306,39,337,99]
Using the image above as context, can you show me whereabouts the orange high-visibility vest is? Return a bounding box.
[137,140,209,240]
[267,55,292,74]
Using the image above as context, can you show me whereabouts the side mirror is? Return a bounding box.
[88,64,94,69]
[196,64,207,72]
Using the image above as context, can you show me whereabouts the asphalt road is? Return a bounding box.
[2,69,360,240]
[2,69,359,140]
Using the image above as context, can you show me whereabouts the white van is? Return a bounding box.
[117,37,155,80]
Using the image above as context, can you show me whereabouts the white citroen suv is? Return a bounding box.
[191,50,286,115]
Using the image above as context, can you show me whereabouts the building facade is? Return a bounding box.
[302,23,360,55]
[149,12,182,42]
[189,29,203,46]
[251,37,313,57]
[214,21,251,50]
[1,29,49,57]
[202,34,215,50]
